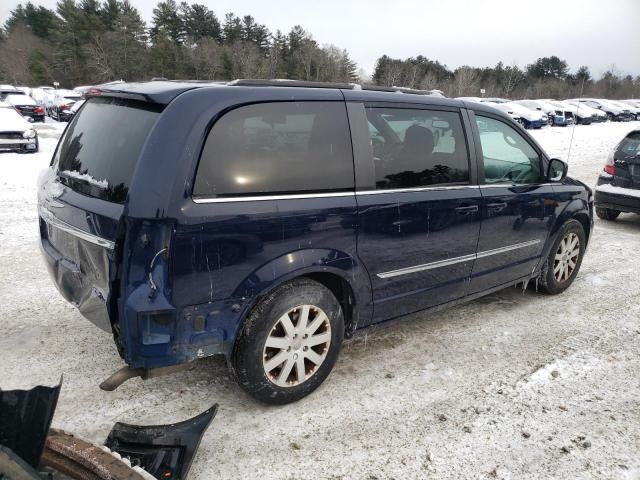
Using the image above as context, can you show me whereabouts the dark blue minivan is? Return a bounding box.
[38,80,593,404]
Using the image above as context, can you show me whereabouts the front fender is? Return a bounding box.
[537,183,591,272]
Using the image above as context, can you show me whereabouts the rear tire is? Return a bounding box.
[231,278,344,405]
[539,219,586,295]
[595,207,620,221]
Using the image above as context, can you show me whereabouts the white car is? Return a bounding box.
[538,99,597,124]
[608,100,640,120]
[30,88,53,107]
[482,100,548,129]
[456,97,522,122]
[0,102,39,153]
[561,100,607,123]
[568,98,631,122]
[514,99,568,126]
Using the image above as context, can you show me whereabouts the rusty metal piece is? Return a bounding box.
[99,366,146,391]
[41,430,148,480]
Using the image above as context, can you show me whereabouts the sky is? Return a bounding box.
[2,0,639,78]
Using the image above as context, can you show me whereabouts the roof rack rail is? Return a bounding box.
[361,85,436,95]
[227,79,360,90]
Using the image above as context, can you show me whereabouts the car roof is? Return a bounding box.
[95,79,514,122]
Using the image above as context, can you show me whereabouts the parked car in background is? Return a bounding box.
[570,98,632,122]
[482,99,547,129]
[457,97,523,123]
[621,99,640,110]
[560,100,605,124]
[608,100,640,120]
[544,100,582,125]
[0,101,39,153]
[514,99,567,126]
[47,89,83,121]
[1,89,45,122]
[30,87,53,107]
[67,99,85,119]
[38,80,592,404]
[595,130,640,220]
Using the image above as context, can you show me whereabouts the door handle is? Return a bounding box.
[455,205,479,215]
[487,202,508,211]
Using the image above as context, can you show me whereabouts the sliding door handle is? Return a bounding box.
[487,202,508,212]
[454,205,479,215]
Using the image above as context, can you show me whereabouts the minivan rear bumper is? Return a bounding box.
[39,212,115,332]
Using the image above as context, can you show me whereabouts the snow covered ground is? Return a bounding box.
[1,119,639,479]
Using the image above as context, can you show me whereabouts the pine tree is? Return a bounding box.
[181,3,221,42]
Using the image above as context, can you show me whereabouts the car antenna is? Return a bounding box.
[566,78,585,163]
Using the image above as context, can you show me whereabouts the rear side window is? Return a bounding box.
[193,102,353,198]
[617,133,640,158]
[365,107,470,189]
[55,97,160,203]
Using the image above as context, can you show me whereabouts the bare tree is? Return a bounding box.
[453,66,478,96]
[0,23,49,84]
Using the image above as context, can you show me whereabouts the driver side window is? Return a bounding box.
[475,115,542,184]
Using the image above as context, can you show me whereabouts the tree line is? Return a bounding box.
[373,55,640,99]
[1,1,638,100]
[0,0,358,86]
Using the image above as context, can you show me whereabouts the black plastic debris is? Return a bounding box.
[0,380,62,468]
[105,404,218,480]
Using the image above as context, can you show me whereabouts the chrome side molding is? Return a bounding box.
[377,239,542,278]
[40,208,115,250]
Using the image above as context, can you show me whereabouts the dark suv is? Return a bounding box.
[38,80,593,404]
[594,129,640,220]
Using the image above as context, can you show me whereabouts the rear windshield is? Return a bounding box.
[618,133,640,158]
[55,97,160,203]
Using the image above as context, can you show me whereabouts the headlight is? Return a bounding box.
[23,129,36,139]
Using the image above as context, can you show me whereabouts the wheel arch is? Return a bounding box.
[536,198,591,275]
[229,248,371,345]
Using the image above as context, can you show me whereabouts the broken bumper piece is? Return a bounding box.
[0,381,217,480]
[105,403,218,480]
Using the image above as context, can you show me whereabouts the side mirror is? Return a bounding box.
[548,158,568,182]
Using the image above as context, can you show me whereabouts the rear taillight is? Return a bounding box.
[35,106,44,113]
[604,152,616,175]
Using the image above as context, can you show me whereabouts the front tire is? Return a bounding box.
[539,219,586,295]
[596,207,620,221]
[231,278,344,405]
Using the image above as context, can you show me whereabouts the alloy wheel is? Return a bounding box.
[262,304,331,387]
[553,232,580,283]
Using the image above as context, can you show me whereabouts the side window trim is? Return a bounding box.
[346,102,376,191]
[468,110,547,186]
